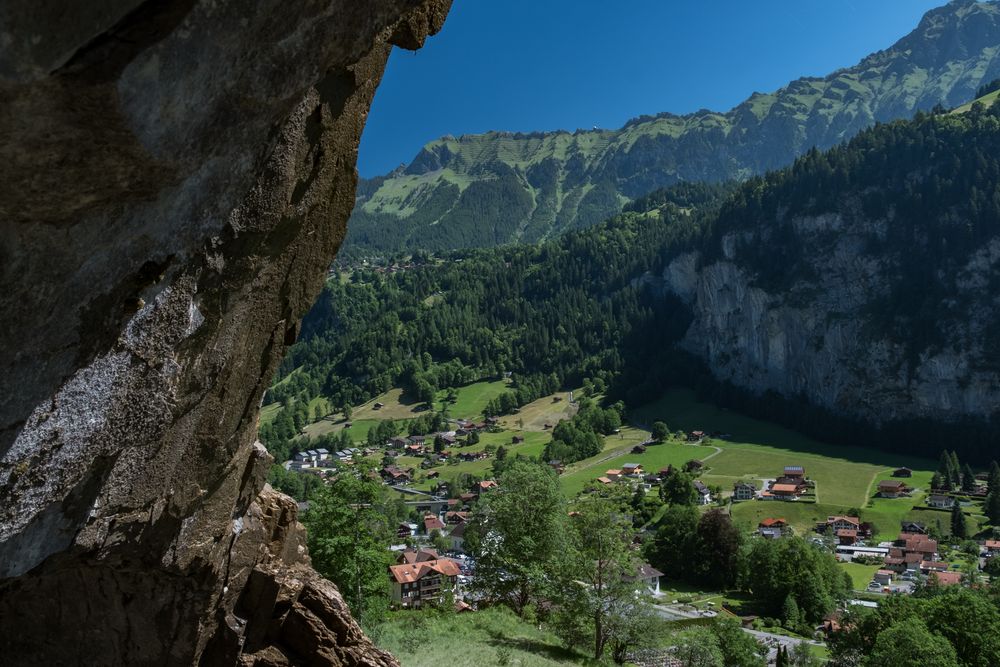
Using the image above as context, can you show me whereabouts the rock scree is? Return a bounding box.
[0,1,452,664]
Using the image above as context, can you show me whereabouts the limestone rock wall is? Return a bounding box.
[664,217,1000,425]
[0,1,451,664]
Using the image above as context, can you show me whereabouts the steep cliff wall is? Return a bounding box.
[663,110,1000,427]
[0,1,451,664]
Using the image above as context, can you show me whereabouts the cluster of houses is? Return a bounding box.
[733,465,811,502]
[594,461,714,504]
[288,447,368,472]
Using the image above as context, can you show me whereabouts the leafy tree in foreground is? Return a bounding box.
[673,627,724,667]
[551,495,645,659]
[865,617,959,667]
[659,470,698,506]
[305,470,392,630]
[645,505,699,582]
[465,460,565,616]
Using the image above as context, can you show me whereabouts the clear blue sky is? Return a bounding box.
[358,0,945,177]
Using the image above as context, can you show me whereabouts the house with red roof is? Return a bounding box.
[758,518,787,539]
[388,557,461,608]
[423,514,446,534]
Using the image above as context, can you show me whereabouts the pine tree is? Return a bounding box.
[988,461,1000,494]
[931,472,944,491]
[962,464,977,493]
[950,451,962,487]
[951,503,967,539]
[985,489,1000,525]
[939,452,954,490]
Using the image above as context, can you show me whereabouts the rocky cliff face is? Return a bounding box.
[0,1,451,664]
[666,216,1000,425]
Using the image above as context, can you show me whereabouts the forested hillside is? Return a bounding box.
[271,97,1000,465]
[343,0,1000,257]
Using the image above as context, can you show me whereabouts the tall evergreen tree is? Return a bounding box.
[962,464,977,493]
[951,503,967,539]
[988,461,1000,494]
[949,451,962,487]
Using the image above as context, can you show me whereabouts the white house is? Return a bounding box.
[927,494,954,509]
[694,480,712,506]
[623,563,664,595]
[733,481,757,502]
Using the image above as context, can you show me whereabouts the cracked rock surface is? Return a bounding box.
[0,1,451,664]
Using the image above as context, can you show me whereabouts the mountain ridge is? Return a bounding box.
[345,0,1000,257]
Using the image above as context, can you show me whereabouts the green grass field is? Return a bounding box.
[377,607,584,667]
[630,389,938,539]
[839,562,880,591]
[437,380,510,420]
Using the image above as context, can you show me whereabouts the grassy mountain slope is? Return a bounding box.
[345,0,1000,257]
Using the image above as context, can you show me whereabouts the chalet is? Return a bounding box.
[897,533,939,562]
[548,460,565,474]
[983,539,1000,557]
[397,522,418,538]
[476,480,498,495]
[622,563,664,595]
[836,529,859,546]
[605,469,623,482]
[423,514,446,534]
[373,402,384,410]
[684,460,705,473]
[459,492,477,504]
[622,463,644,477]
[512,435,525,444]
[694,480,712,505]
[426,470,440,479]
[632,444,647,454]
[444,511,469,524]
[783,466,805,480]
[927,494,955,509]
[404,444,424,456]
[381,465,413,484]
[758,518,786,539]
[877,480,910,498]
[901,521,927,534]
[770,483,802,500]
[687,430,705,442]
[657,466,674,480]
[892,467,913,478]
[449,521,467,553]
[733,481,757,502]
[388,558,461,608]
[596,476,613,485]
[921,561,949,574]
[316,448,329,461]
[389,436,408,449]
[824,516,861,533]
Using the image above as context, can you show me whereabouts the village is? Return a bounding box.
[267,381,1000,665]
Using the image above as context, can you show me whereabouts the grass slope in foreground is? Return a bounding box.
[377,607,584,667]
